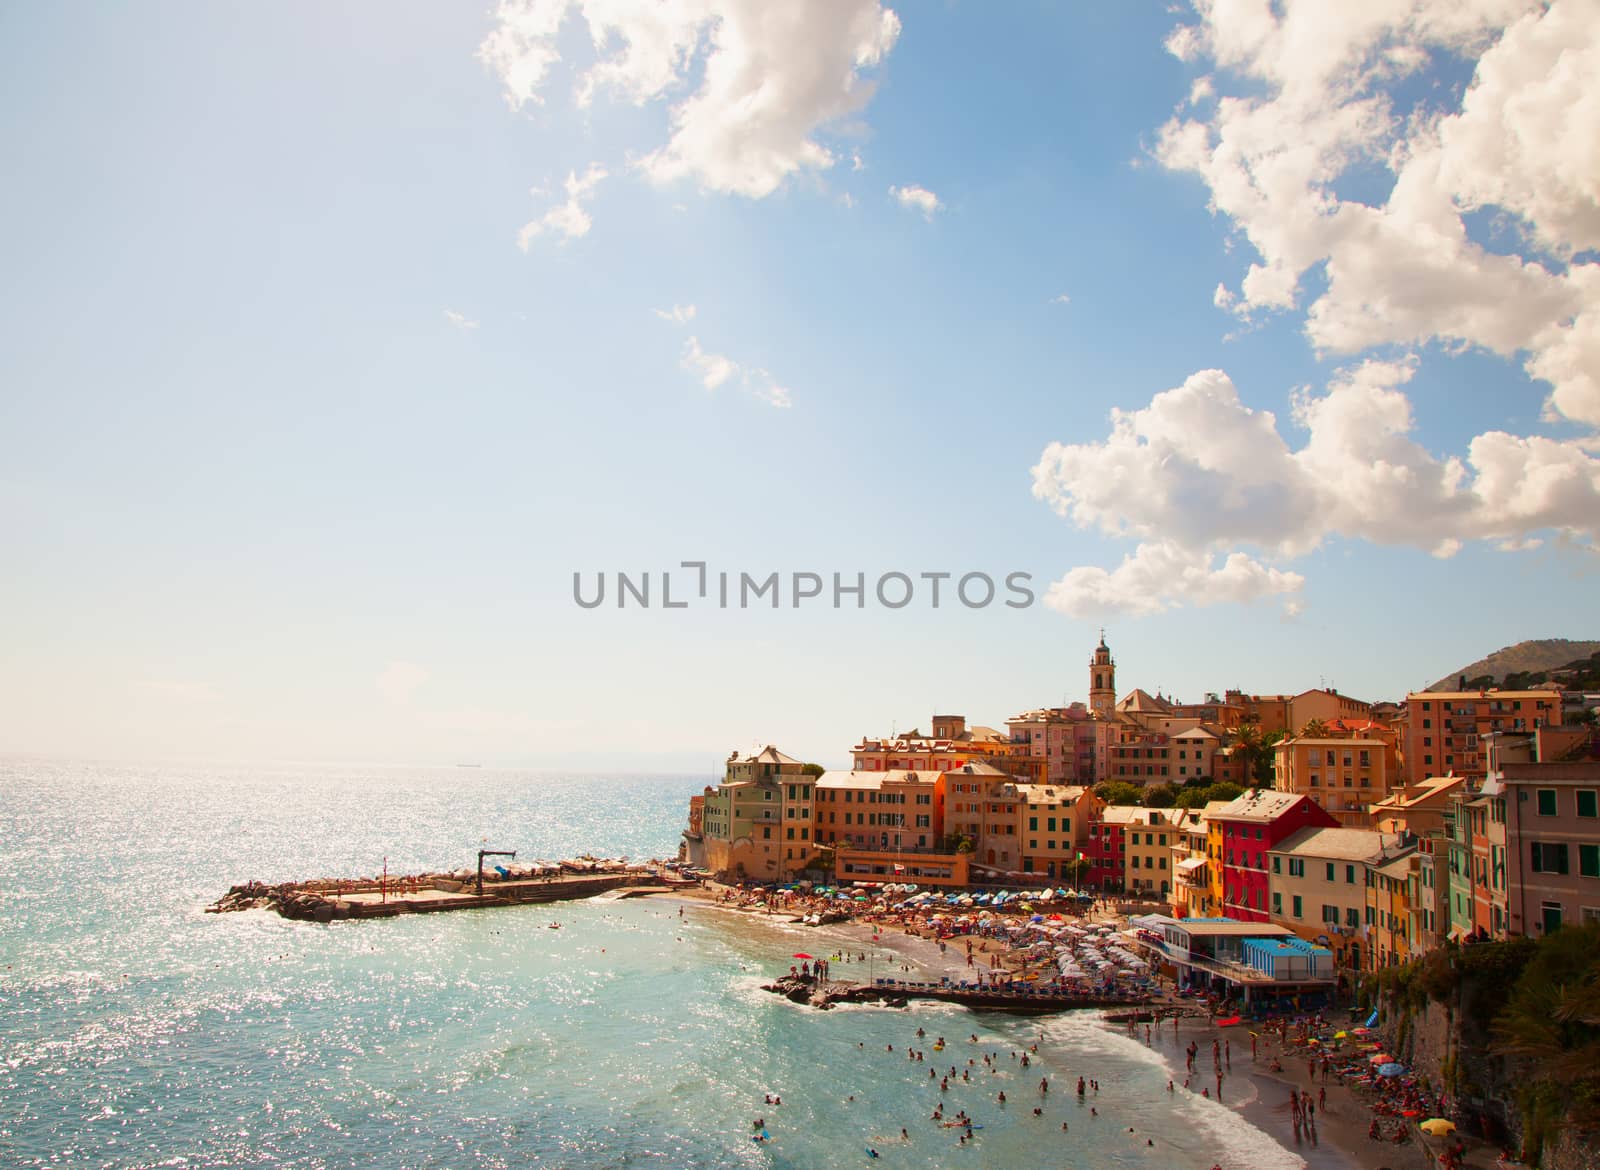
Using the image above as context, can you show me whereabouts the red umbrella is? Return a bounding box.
[793,953,815,960]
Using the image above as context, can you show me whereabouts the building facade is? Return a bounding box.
[1403,690,1563,785]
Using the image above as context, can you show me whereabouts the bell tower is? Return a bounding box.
[1089,630,1115,717]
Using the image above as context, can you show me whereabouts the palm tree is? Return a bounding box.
[1300,718,1330,738]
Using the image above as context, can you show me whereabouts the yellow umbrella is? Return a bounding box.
[1334,1030,1348,1039]
[1419,1119,1456,1136]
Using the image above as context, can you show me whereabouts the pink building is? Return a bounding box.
[1499,727,1600,936]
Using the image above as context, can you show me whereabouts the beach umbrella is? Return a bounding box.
[1368,1052,1393,1064]
[1419,1119,1455,1135]
[792,953,814,960]
[1377,1063,1406,1077]
[1334,1031,1348,1039]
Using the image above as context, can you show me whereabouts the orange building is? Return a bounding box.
[1402,689,1563,785]
[1272,732,1400,827]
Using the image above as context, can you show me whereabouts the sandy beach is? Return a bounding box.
[671,880,1512,1170]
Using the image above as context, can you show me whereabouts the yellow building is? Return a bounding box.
[703,746,812,882]
[1121,808,1175,899]
[1266,826,1406,973]
[1273,733,1400,827]
[1365,852,1417,971]
[1168,806,1214,917]
[1014,784,1101,882]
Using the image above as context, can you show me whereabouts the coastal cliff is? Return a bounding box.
[1367,928,1600,1170]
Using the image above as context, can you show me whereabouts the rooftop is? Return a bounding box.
[1212,789,1314,823]
[1268,826,1405,863]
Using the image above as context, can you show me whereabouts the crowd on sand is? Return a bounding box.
[690,878,1521,1170]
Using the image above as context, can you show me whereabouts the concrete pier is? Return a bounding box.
[208,871,697,922]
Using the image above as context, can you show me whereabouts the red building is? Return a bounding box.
[1213,790,1340,922]
[1086,806,1139,892]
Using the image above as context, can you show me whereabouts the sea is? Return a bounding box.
[0,759,1307,1170]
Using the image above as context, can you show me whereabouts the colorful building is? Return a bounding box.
[1402,689,1563,785]
[1123,808,1174,898]
[702,746,810,882]
[1272,732,1400,828]
[1370,774,1471,839]
[938,762,1022,877]
[1364,849,1418,971]
[1014,783,1101,882]
[1266,826,1406,973]
[1210,790,1340,923]
[1499,727,1600,936]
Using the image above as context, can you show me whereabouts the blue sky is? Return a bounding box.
[2,1,1596,770]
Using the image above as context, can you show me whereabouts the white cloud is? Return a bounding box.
[443,309,479,330]
[681,335,738,389]
[517,163,607,250]
[376,661,430,705]
[653,303,698,325]
[679,336,792,407]
[482,1,901,198]
[1044,541,1305,619]
[1033,362,1600,615]
[1050,293,1071,306]
[889,183,942,219]
[1154,0,1600,426]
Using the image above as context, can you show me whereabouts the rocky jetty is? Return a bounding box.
[205,881,349,923]
[761,976,908,1010]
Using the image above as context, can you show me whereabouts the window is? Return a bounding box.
[1581,844,1600,879]
[1272,856,1281,874]
[1272,891,1282,915]
[1346,907,1360,929]
[1530,842,1569,874]
[1538,790,1558,817]
[1029,816,1038,831]
[1579,791,1598,819]
[1326,862,1336,881]
[1292,894,1303,918]
[1288,858,1305,877]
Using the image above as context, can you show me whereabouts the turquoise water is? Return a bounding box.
[0,760,1303,1169]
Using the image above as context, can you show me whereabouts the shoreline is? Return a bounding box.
[676,883,1427,1170]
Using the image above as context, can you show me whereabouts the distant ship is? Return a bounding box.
[455,763,483,768]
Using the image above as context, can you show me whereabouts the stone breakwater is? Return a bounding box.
[206,866,697,922]
[207,880,350,922]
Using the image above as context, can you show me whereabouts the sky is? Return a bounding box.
[2,1,1597,773]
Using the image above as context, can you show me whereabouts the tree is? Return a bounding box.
[1173,787,1210,809]
[1093,781,1143,806]
[1299,718,1330,738]
[1206,781,1244,803]
[1058,856,1090,885]
[801,762,826,777]
[1142,783,1178,808]
[1491,924,1600,1158]
[1252,730,1285,787]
